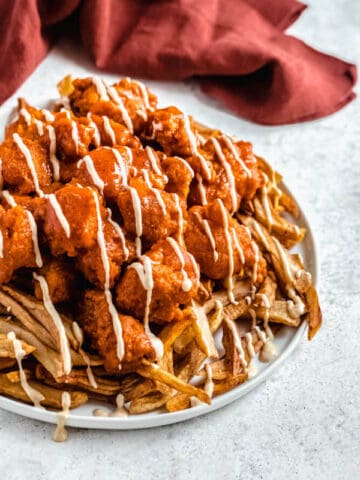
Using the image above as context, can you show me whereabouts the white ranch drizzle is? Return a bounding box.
[190,363,214,407]
[53,391,71,442]
[254,325,267,344]
[71,121,79,155]
[103,116,116,145]
[222,135,252,177]
[92,77,110,101]
[33,273,72,374]
[129,257,164,359]
[273,237,294,284]
[257,293,271,309]
[7,331,45,408]
[211,138,238,213]
[230,227,245,265]
[141,169,167,216]
[217,199,236,304]
[129,187,143,257]
[20,108,31,125]
[77,155,105,195]
[174,156,195,178]
[125,146,133,164]
[252,221,271,250]
[106,85,134,133]
[46,125,60,181]
[173,193,185,246]
[196,173,208,205]
[36,120,44,136]
[182,113,211,180]
[145,147,163,178]
[41,109,55,122]
[287,288,306,318]
[25,211,43,268]
[87,113,101,147]
[166,237,193,292]
[245,332,255,358]
[247,363,258,379]
[111,148,128,186]
[133,80,150,110]
[72,321,97,389]
[261,185,273,230]
[106,208,130,261]
[13,133,43,197]
[2,190,17,207]
[224,317,247,367]
[260,340,278,363]
[93,393,128,418]
[194,211,218,262]
[244,226,259,283]
[92,191,125,364]
[47,194,70,238]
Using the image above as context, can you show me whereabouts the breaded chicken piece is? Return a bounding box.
[117,177,183,247]
[0,205,40,283]
[33,256,79,304]
[78,289,155,373]
[0,135,51,195]
[184,200,267,282]
[116,238,199,324]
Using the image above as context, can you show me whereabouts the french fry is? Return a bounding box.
[0,372,88,409]
[0,317,65,379]
[304,285,322,340]
[137,361,210,404]
[0,333,35,358]
[129,391,169,414]
[213,373,248,396]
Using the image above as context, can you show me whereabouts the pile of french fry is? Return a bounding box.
[0,124,321,415]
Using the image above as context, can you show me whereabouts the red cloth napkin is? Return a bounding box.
[0,0,356,125]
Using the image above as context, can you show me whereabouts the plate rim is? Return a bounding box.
[0,182,318,430]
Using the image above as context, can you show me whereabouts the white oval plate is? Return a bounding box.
[0,183,317,429]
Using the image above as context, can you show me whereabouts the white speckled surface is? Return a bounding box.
[0,1,359,478]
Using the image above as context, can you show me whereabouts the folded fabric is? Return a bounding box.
[0,0,356,125]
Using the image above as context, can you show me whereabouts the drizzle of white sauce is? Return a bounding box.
[47,194,70,238]
[145,147,163,177]
[129,257,164,359]
[190,363,214,408]
[245,332,255,357]
[173,193,184,246]
[46,125,60,181]
[260,340,278,363]
[194,211,218,262]
[41,109,55,122]
[33,273,72,374]
[129,187,143,257]
[72,321,97,389]
[106,86,133,133]
[92,393,128,418]
[141,169,167,216]
[71,121,79,155]
[230,227,245,265]
[86,113,101,147]
[222,135,252,176]
[196,173,208,205]
[182,114,211,180]
[53,391,71,442]
[25,211,43,267]
[13,133,43,197]
[224,317,247,367]
[34,119,44,136]
[106,208,130,260]
[92,77,110,101]
[217,199,236,304]
[261,185,273,230]
[112,149,128,186]
[211,138,238,213]
[20,108,31,125]
[92,191,125,364]
[7,331,45,407]
[103,116,116,145]
[2,190,17,207]
[77,155,105,195]
[133,80,150,109]
[166,237,193,292]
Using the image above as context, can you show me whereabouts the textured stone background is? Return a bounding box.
[0,1,359,479]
